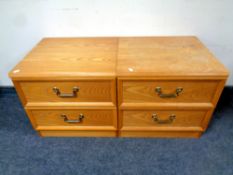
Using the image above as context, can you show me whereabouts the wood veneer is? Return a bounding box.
[9,37,228,138]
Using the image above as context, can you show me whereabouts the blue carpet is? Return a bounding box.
[0,90,232,175]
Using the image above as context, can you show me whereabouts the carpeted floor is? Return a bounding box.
[0,88,232,175]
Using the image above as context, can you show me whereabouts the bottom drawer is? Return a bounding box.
[120,110,207,130]
[27,109,117,132]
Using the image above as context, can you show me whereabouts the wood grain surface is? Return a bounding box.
[31,109,116,127]
[121,80,219,103]
[9,37,229,137]
[117,37,229,77]
[20,80,115,103]
[9,38,118,80]
[120,110,207,128]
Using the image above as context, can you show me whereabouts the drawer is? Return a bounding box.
[120,110,207,129]
[28,109,117,129]
[19,81,115,103]
[122,80,219,103]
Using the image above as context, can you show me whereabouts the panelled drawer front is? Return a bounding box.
[31,109,116,127]
[121,110,207,128]
[122,80,218,103]
[20,81,114,103]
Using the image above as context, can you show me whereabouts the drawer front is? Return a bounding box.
[20,81,115,103]
[121,110,207,128]
[122,80,218,103]
[30,109,116,127]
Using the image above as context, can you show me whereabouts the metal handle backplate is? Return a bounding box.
[155,87,183,98]
[152,114,176,124]
[53,87,79,98]
[61,114,84,123]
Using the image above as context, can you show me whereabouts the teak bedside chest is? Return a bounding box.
[9,37,229,138]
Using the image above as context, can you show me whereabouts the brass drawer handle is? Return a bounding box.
[61,114,84,123]
[53,87,79,98]
[155,87,183,98]
[152,114,176,124]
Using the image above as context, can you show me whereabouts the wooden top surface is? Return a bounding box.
[9,38,118,79]
[117,37,228,78]
[9,37,228,80]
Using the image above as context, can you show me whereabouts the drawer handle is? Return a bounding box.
[53,87,79,98]
[61,114,84,123]
[152,114,176,124]
[155,87,183,98]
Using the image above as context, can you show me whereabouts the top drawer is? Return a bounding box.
[121,80,219,103]
[19,81,115,104]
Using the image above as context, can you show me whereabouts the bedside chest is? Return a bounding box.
[117,37,228,138]
[9,38,118,137]
[9,37,228,138]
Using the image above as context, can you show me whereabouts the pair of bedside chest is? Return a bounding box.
[9,37,228,138]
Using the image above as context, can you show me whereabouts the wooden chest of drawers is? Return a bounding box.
[9,38,118,137]
[9,37,228,138]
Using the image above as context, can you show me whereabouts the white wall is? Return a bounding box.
[0,0,233,86]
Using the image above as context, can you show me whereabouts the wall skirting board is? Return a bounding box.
[0,86,233,114]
